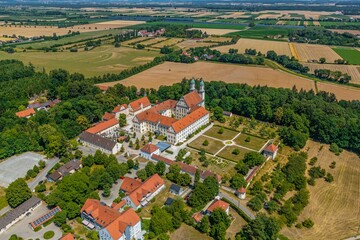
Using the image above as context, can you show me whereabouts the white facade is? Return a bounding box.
[125,184,165,210]
[80,139,121,155]
[99,221,142,240]
[129,105,151,116]
[98,124,119,137]
[140,149,160,160]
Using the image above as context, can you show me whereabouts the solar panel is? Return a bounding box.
[156,142,171,152]
[31,207,62,228]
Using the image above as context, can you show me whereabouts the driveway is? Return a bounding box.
[28,157,60,191]
[219,189,255,220]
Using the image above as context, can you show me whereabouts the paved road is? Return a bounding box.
[28,157,60,191]
[219,189,255,220]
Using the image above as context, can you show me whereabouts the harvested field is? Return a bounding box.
[294,43,342,63]
[151,38,184,48]
[255,13,283,19]
[253,10,340,20]
[214,38,292,56]
[205,36,232,42]
[329,29,360,36]
[304,63,360,84]
[219,12,248,19]
[317,82,360,101]
[282,141,360,240]
[176,39,217,49]
[276,20,286,25]
[0,20,143,37]
[289,43,300,60]
[188,28,240,35]
[0,37,16,42]
[121,37,150,45]
[138,37,168,46]
[313,21,321,26]
[100,61,315,91]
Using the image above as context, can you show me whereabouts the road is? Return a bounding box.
[28,157,61,191]
[219,189,256,220]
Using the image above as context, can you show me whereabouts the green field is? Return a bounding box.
[15,29,125,50]
[204,126,239,140]
[141,21,247,30]
[217,146,252,162]
[332,47,360,65]
[319,21,360,27]
[0,45,160,77]
[226,26,291,40]
[187,135,224,155]
[234,133,267,151]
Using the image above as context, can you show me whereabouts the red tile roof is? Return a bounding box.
[192,212,204,223]
[60,233,75,240]
[141,144,159,154]
[127,174,165,207]
[135,111,177,127]
[237,187,247,194]
[182,91,202,109]
[171,107,209,133]
[246,166,260,183]
[264,143,278,153]
[112,104,128,113]
[200,170,222,183]
[112,199,126,211]
[152,100,177,113]
[86,118,118,134]
[16,108,35,118]
[207,199,230,213]
[102,112,116,121]
[129,96,151,112]
[151,154,197,175]
[97,85,109,91]
[81,199,140,240]
[120,177,142,194]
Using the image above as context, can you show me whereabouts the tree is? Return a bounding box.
[118,113,127,127]
[6,178,32,208]
[247,196,263,212]
[239,214,281,240]
[232,148,240,155]
[136,169,148,181]
[150,206,173,235]
[210,222,227,240]
[127,159,134,169]
[213,107,225,123]
[203,139,209,146]
[53,210,67,226]
[218,127,224,134]
[198,215,210,233]
[319,57,326,64]
[302,218,314,228]
[230,174,246,189]
[145,162,156,177]
[155,161,166,176]
[324,173,334,183]
[243,152,265,168]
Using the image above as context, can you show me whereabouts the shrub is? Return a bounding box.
[324,173,334,183]
[43,231,54,239]
[245,136,251,142]
[302,218,314,228]
[329,143,342,155]
[218,127,224,134]
[203,139,209,146]
[329,161,336,169]
[232,148,240,155]
[308,166,326,179]
[34,226,42,232]
[295,223,303,229]
[309,157,318,166]
[307,177,315,186]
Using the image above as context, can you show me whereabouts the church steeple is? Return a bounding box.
[190,78,195,92]
[199,79,205,107]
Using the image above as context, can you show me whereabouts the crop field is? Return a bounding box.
[226,26,291,40]
[151,38,184,48]
[121,37,151,45]
[176,39,217,49]
[332,47,360,65]
[294,43,342,63]
[234,133,267,151]
[0,45,159,77]
[187,135,224,155]
[317,82,360,101]
[99,61,316,91]
[214,38,292,56]
[205,36,232,42]
[218,11,248,19]
[204,126,239,140]
[0,20,143,37]
[282,141,360,240]
[188,27,242,35]
[255,13,283,19]
[253,10,340,20]
[313,21,321,26]
[303,63,360,84]
[329,29,360,36]
[144,21,247,30]
[137,37,168,46]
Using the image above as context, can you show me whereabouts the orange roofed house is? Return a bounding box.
[15,108,35,118]
[121,174,165,210]
[80,199,142,240]
[132,79,210,144]
[129,96,151,116]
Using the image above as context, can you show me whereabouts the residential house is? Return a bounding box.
[80,199,142,240]
[60,233,75,240]
[79,132,122,155]
[0,196,41,234]
[169,184,183,196]
[86,118,119,137]
[262,143,278,160]
[140,144,160,160]
[122,174,165,210]
[193,198,230,223]
[47,160,82,182]
[15,108,35,118]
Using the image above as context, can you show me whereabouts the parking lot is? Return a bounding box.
[0,152,46,187]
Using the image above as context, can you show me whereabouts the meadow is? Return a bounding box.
[0,46,159,77]
[332,47,360,65]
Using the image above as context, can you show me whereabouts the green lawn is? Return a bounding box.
[226,26,290,40]
[234,133,268,151]
[187,136,224,155]
[217,146,252,162]
[204,126,239,140]
[332,47,360,65]
[0,187,8,211]
[0,45,160,77]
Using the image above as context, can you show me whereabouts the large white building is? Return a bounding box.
[132,80,209,144]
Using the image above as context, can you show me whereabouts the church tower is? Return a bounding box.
[199,79,205,107]
[190,78,195,92]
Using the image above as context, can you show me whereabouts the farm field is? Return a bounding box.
[0,20,143,37]
[282,141,360,240]
[317,82,360,101]
[204,126,239,141]
[151,38,184,48]
[121,37,150,45]
[0,46,159,77]
[233,133,268,151]
[138,37,168,46]
[294,43,342,63]
[176,39,217,49]
[303,63,360,84]
[225,26,290,40]
[217,146,252,162]
[253,10,340,20]
[144,21,247,30]
[332,47,360,65]
[188,28,241,35]
[329,29,360,36]
[187,135,224,155]
[214,38,292,56]
[218,11,248,19]
[98,61,316,91]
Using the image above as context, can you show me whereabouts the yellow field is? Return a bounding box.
[317,82,360,101]
[205,36,233,42]
[176,39,217,49]
[255,13,283,19]
[294,43,342,63]
[0,37,16,42]
[99,61,316,91]
[188,28,240,35]
[253,10,341,20]
[313,21,321,26]
[214,38,292,56]
[282,141,360,240]
[139,37,168,46]
[151,38,184,48]
[0,20,143,37]
[121,37,150,45]
[218,12,248,19]
[304,63,360,84]
[329,29,360,35]
[289,43,300,60]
